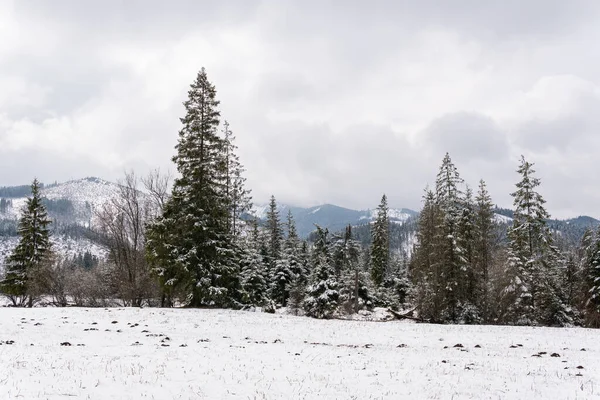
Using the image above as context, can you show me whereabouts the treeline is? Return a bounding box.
[410,154,600,327]
[1,67,599,328]
[0,185,34,198]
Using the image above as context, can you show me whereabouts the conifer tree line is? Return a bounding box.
[1,67,599,328]
[410,153,600,327]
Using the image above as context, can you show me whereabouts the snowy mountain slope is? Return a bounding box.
[1,177,122,226]
[494,213,513,224]
[43,177,119,211]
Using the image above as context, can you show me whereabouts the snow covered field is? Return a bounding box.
[0,308,598,400]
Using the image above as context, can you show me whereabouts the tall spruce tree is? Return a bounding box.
[434,153,468,322]
[410,188,443,321]
[0,179,52,307]
[473,180,497,322]
[146,68,239,308]
[458,185,479,321]
[265,195,283,267]
[284,210,305,283]
[222,120,252,239]
[371,194,390,286]
[503,156,571,326]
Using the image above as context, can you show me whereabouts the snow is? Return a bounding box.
[0,177,123,227]
[0,307,598,399]
[250,204,269,220]
[494,213,513,224]
[310,207,321,214]
[368,208,413,223]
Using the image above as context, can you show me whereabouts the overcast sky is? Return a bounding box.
[1,1,600,218]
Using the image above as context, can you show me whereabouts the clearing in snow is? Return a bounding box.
[0,307,598,399]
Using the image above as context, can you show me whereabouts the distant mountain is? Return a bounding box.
[492,207,599,248]
[251,203,418,238]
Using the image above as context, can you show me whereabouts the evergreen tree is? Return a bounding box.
[434,153,468,322]
[222,120,252,239]
[457,185,479,322]
[371,194,389,286]
[271,255,294,306]
[304,226,339,318]
[582,226,600,327]
[240,219,269,307]
[0,179,52,307]
[410,188,443,321]
[145,68,239,308]
[338,225,370,313]
[502,156,571,326]
[265,195,283,268]
[473,180,497,322]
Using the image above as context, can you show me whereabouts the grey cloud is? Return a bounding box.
[247,120,428,211]
[2,1,600,218]
[423,112,509,162]
[514,89,600,153]
[0,148,108,186]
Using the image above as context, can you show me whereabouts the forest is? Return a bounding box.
[1,67,599,328]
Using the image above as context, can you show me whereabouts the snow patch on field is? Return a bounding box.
[0,307,597,399]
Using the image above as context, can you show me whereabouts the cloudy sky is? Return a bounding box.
[1,0,600,218]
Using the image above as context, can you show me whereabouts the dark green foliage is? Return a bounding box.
[304,226,339,318]
[72,251,100,269]
[370,194,389,286]
[503,156,572,326]
[265,195,283,268]
[473,180,498,322]
[582,227,600,327]
[146,68,240,308]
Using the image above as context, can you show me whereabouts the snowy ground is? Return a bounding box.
[0,307,598,400]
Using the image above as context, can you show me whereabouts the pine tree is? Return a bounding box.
[410,188,443,321]
[240,219,269,307]
[338,225,370,313]
[582,226,600,327]
[502,156,571,326]
[371,194,389,286]
[265,195,283,268]
[457,185,480,322]
[222,120,252,239]
[304,226,339,318]
[434,153,468,322]
[473,180,497,322]
[0,179,52,307]
[145,68,239,308]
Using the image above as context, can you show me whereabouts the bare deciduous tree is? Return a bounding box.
[97,171,157,306]
[141,168,172,215]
